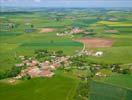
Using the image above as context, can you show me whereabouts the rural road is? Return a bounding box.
[54,42,86,64]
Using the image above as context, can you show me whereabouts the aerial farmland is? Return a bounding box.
[0,1,132,100]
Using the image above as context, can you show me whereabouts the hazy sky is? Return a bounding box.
[0,0,132,8]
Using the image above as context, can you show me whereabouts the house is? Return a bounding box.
[63,60,70,67]
[18,56,25,60]
[50,65,56,70]
[39,70,54,77]
[95,72,106,77]
[95,51,103,56]
[40,61,51,70]
[14,75,22,79]
[15,63,24,67]
[70,27,84,34]
[22,59,39,67]
[52,63,61,68]
[27,67,41,78]
[31,60,39,66]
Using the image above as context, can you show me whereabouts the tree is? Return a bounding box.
[56,50,63,56]
[31,24,34,28]
[11,25,14,29]
[7,66,22,77]
[111,64,121,72]
[0,66,22,80]
[121,69,131,74]
[21,74,31,80]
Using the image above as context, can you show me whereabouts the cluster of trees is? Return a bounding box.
[70,55,131,75]
[0,64,32,80]
[34,49,53,61]
[21,74,31,80]
[111,64,131,74]
[0,66,22,80]
[34,49,64,61]
[55,50,64,57]
[70,56,89,67]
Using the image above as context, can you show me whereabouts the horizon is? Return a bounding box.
[0,0,132,8]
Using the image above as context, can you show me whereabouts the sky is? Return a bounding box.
[0,0,132,8]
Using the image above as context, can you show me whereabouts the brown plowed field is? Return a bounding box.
[39,28,56,33]
[75,38,113,48]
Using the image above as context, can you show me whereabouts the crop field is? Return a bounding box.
[0,74,79,100]
[90,75,132,100]
[97,21,132,26]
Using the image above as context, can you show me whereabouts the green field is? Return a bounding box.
[90,74,132,100]
[0,74,79,100]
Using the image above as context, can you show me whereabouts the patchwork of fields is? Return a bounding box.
[0,8,132,100]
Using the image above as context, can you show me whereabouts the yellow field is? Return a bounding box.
[97,21,132,26]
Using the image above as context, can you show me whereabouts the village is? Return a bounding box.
[56,27,89,37]
[14,52,69,79]
[10,48,105,82]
